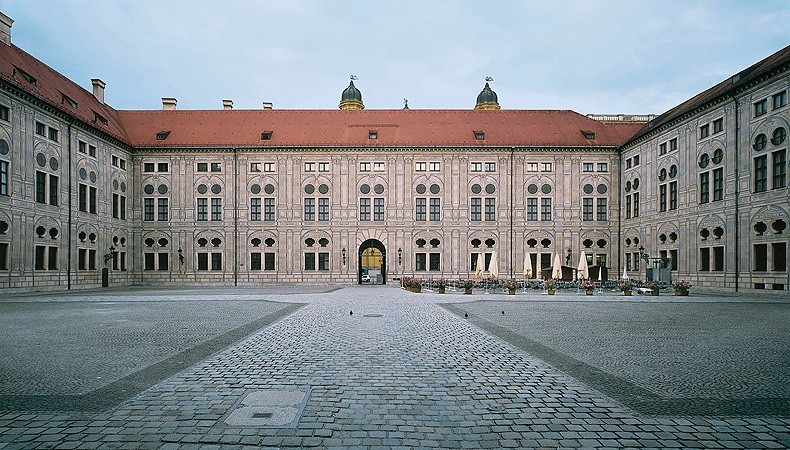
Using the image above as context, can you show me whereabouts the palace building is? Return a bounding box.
[0,12,787,293]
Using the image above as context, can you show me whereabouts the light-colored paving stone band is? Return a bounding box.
[1,286,789,449]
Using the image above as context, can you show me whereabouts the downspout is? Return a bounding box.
[67,120,73,289]
[617,148,622,279]
[733,94,740,292]
[233,147,238,286]
[510,146,515,278]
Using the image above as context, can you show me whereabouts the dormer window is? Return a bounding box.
[156,131,171,141]
[474,131,485,140]
[14,67,36,86]
[261,131,273,140]
[582,130,595,140]
[94,112,108,126]
[369,130,378,139]
[61,93,78,109]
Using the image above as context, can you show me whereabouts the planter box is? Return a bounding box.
[623,291,632,296]
[651,290,659,296]
[508,289,515,295]
[464,288,472,295]
[438,288,445,294]
[674,290,688,296]
[586,290,593,295]
[547,289,555,295]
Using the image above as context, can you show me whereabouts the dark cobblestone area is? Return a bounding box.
[1,286,789,449]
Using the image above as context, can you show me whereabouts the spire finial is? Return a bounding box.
[403,98,409,109]
[485,76,493,82]
[350,74,358,81]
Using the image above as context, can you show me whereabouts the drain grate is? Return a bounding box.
[222,388,311,428]
[363,314,383,317]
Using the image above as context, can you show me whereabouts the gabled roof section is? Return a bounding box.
[625,43,790,147]
[117,109,643,149]
[0,43,129,144]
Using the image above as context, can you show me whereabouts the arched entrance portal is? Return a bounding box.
[358,239,386,284]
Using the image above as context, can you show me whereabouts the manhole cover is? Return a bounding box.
[363,314,383,317]
[222,389,311,428]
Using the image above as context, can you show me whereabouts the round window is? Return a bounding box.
[485,184,496,194]
[79,168,87,180]
[375,184,385,194]
[197,184,208,194]
[49,157,59,171]
[527,184,538,194]
[772,127,787,145]
[251,184,261,194]
[429,184,440,194]
[633,178,640,190]
[360,184,370,194]
[597,184,607,194]
[318,184,329,194]
[89,171,97,183]
[659,168,667,181]
[144,184,155,195]
[36,153,46,167]
[699,153,709,168]
[264,184,275,194]
[113,179,119,190]
[669,165,677,178]
[158,184,168,194]
[471,184,482,194]
[753,133,767,151]
[583,184,593,194]
[211,184,221,194]
[0,139,8,155]
[416,184,426,194]
[304,184,315,194]
[541,184,551,194]
[625,181,631,192]
[712,148,723,164]
[121,182,127,192]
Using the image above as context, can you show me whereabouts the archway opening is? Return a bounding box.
[359,239,386,284]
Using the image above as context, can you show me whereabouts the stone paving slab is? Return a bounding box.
[1,286,789,449]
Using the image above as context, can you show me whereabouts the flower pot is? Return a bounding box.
[623,290,632,296]
[586,290,593,295]
[547,289,555,295]
[508,288,515,295]
[674,290,688,296]
[464,288,472,295]
[414,286,421,293]
[651,290,659,296]
[438,287,445,294]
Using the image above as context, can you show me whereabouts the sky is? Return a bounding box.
[1,1,788,114]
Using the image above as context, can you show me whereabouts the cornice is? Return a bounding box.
[131,145,620,154]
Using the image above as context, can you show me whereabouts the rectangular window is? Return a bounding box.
[36,171,46,203]
[713,118,723,133]
[625,195,631,219]
[211,253,222,271]
[318,252,329,270]
[415,162,427,171]
[47,127,58,142]
[78,248,87,270]
[120,252,126,271]
[429,253,441,271]
[471,162,482,172]
[597,198,607,221]
[700,247,710,271]
[526,198,537,221]
[541,162,552,172]
[211,198,222,221]
[597,163,608,172]
[318,162,329,172]
[120,196,126,220]
[669,181,677,210]
[415,253,426,271]
[596,254,606,267]
[713,168,724,201]
[660,143,667,155]
[0,105,8,121]
[430,198,440,221]
[713,247,724,272]
[251,252,262,270]
[89,187,97,214]
[526,162,538,172]
[755,155,768,192]
[251,198,261,221]
[633,155,640,166]
[318,198,329,221]
[119,159,126,170]
[373,162,385,172]
[249,162,260,172]
[471,198,482,221]
[304,252,315,271]
[670,249,679,271]
[157,162,168,172]
[773,243,787,272]
[143,162,154,172]
[633,192,639,217]
[485,162,496,172]
[429,162,440,171]
[415,198,426,221]
[360,198,371,221]
[112,250,118,270]
[773,91,787,109]
[700,172,710,203]
[633,252,640,271]
[48,175,58,206]
[626,253,631,271]
[197,253,208,270]
[755,99,768,116]
[773,150,787,189]
[265,253,275,271]
[374,198,384,221]
[669,138,678,151]
[699,124,709,139]
[263,162,275,172]
[48,247,58,270]
[197,198,208,221]
[35,122,46,136]
[626,158,632,169]
[35,245,46,270]
[112,193,119,218]
[197,162,208,172]
[144,252,156,271]
[144,198,154,221]
[582,198,593,221]
[659,184,667,211]
[158,252,168,271]
[158,198,168,221]
[304,162,315,172]
[485,198,496,221]
[264,198,275,221]
[582,163,594,172]
[210,162,221,172]
[359,162,371,172]
[541,198,551,221]
[304,198,315,221]
[79,184,87,212]
[88,145,96,157]
[754,244,767,271]
[0,160,7,196]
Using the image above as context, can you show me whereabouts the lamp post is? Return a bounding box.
[103,245,115,265]
[342,248,346,266]
[638,245,649,281]
[398,247,403,288]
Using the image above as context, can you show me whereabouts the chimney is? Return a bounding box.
[222,99,233,110]
[0,12,13,46]
[91,79,106,104]
[162,97,177,110]
[262,102,273,110]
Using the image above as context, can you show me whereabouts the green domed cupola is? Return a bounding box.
[475,78,500,110]
[339,77,364,110]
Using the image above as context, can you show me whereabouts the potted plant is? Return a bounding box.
[619,279,635,296]
[646,280,662,296]
[461,279,475,294]
[579,280,595,295]
[672,280,691,296]
[436,278,448,294]
[504,279,518,295]
[544,278,558,295]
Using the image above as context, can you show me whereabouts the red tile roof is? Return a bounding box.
[117,109,643,149]
[0,43,129,144]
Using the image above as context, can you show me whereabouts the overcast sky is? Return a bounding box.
[2,1,788,114]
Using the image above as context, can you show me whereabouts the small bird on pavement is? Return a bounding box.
[350,310,353,316]
[464,313,468,319]
[502,311,505,315]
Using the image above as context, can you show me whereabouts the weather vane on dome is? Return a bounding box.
[485,76,493,82]
[403,98,409,108]
[350,74,358,81]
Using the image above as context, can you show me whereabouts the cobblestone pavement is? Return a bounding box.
[1,286,789,449]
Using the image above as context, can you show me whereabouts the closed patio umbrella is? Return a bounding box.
[475,253,484,279]
[523,252,533,279]
[577,251,589,280]
[552,252,563,279]
[622,266,628,280]
[489,252,498,279]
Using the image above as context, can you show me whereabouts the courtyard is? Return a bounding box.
[0,286,788,449]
